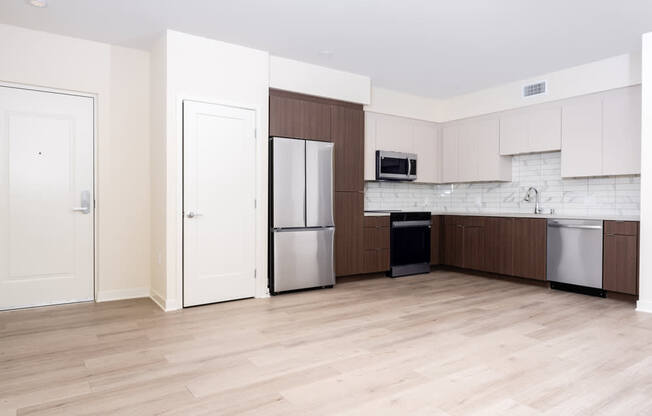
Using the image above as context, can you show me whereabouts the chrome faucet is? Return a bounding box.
[524,187,543,214]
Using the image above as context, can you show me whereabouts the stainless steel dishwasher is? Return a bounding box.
[546,219,604,296]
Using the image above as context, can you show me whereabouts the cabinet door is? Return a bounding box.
[457,123,478,182]
[332,106,364,192]
[500,111,528,155]
[603,221,639,295]
[334,191,363,276]
[269,95,331,141]
[463,225,485,271]
[513,218,546,280]
[364,112,377,181]
[561,95,602,178]
[374,113,414,153]
[475,118,509,182]
[430,216,441,265]
[602,86,641,176]
[443,217,464,267]
[485,218,514,275]
[529,106,561,153]
[413,121,440,183]
[441,125,459,183]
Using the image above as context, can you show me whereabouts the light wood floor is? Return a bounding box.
[2,270,652,415]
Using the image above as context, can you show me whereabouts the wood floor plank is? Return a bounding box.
[1,270,651,415]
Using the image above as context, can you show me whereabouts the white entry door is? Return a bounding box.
[0,87,94,310]
[183,101,256,307]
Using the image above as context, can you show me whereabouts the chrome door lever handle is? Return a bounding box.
[186,212,203,218]
[72,207,90,214]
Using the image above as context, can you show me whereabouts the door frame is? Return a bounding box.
[177,96,262,308]
[0,81,98,304]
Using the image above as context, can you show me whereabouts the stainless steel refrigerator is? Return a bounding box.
[270,137,335,294]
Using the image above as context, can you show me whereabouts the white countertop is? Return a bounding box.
[364,211,639,221]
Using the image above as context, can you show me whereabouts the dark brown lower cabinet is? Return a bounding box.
[603,221,639,295]
[443,217,464,267]
[334,191,363,276]
[441,216,485,270]
[513,218,547,280]
[363,248,390,273]
[430,216,441,265]
[484,217,514,276]
[462,217,486,271]
[361,216,390,274]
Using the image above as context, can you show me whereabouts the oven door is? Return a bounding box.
[376,151,409,180]
[390,220,431,266]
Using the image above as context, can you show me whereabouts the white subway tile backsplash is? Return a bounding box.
[364,151,640,217]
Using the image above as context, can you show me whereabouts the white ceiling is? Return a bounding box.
[2,0,652,98]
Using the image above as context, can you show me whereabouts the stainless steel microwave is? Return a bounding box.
[376,150,417,181]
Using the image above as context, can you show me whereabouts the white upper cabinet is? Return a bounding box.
[602,86,641,176]
[412,121,441,183]
[364,111,440,183]
[374,113,414,153]
[561,94,603,178]
[441,125,459,183]
[442,117,511,183]
[500,105,561,155]
[561,85,641,178]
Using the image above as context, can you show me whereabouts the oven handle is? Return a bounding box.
[392,220,431,228]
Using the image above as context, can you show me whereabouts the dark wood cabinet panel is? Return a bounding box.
[363,248,390,273]
[269,94,331,141]
[363,216,390,228]
[485,217,514,276]
[443,219,464,268]
[363,227,390,250]
[463,225,485,271]
[604,221,639,295]
[334,191,364,276]
[331,105,364,192]
[604,221,638,236]
[513,218,547,280]
[431,216,441,265]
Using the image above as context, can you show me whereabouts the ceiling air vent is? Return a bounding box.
[523,81,547,98]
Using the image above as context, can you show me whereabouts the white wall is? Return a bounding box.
[638,33,652,313]
[364,87,444,122]
[0,24,151,301]
[270,56,370,104]
[441,53,642,121]
[154,30,270,310]
[150,34,167,305]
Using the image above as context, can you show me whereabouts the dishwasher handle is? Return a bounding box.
[548,223,602,230]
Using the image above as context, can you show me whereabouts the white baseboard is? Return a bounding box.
[636,299,652,314]
[149,289,182,312]
[96,287,150,302]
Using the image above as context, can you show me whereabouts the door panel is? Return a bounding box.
[183,101,256,306]
[334,191,363,276]
[273,229,334,292]
[332,106,364,192]
[513,218,546,280]
[485,217,514,275]
[561,95,602,178]
[0,87,94,310]
[602,86,641,176]
[272,138,305,228]
[306,141,334,227]
[603,233,638,295]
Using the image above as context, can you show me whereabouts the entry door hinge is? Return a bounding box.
[254,199,257,209]
[254,268,257,278]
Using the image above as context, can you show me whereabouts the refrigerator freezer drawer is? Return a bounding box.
[273,228,335,293]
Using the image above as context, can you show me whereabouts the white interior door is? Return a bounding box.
[183,101,256,307]
[0,86,94,310]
